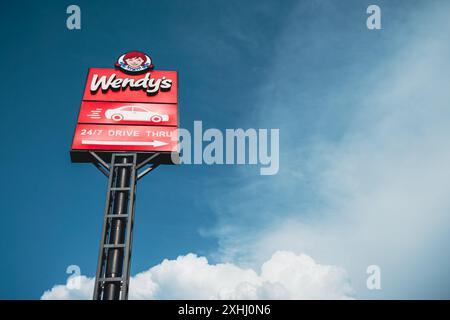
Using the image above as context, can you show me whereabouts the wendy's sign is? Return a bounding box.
[71,51,179,164]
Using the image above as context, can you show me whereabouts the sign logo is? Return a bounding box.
[88,71,173,96]
[115,51,153,74]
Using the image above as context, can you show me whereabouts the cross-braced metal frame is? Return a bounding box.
[90,151,160,300]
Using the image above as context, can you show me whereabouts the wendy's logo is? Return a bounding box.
[115,51,154,74]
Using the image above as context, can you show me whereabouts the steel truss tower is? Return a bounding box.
[90,151,159,300]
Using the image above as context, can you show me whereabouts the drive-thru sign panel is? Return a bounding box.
[72,124,178,151]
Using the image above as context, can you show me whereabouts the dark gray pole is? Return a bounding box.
[103,156,129,300]
[93,152,149,300]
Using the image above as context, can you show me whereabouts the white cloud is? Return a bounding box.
[41,251,353,300]
[41,275,94,300]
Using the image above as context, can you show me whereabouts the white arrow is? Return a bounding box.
[82,140,169,147]
[151,140,169,147]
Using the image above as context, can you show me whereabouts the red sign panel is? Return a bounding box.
[72,124,178,152]
[71,52,179,162]
[77,101,178,126]
[82,68,178,104]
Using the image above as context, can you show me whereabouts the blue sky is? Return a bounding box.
[1,0,450,299]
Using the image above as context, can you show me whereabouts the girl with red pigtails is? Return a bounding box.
[115,51,153,74]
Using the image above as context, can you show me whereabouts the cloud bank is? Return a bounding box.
[41,251,353,300]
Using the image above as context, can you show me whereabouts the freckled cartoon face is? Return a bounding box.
[125,57,144,68]
[116,51,152,73]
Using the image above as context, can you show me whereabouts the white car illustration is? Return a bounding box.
[104,106,169,123]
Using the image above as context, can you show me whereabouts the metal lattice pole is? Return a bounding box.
[89,152,160,300]
[93,153,137,300]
